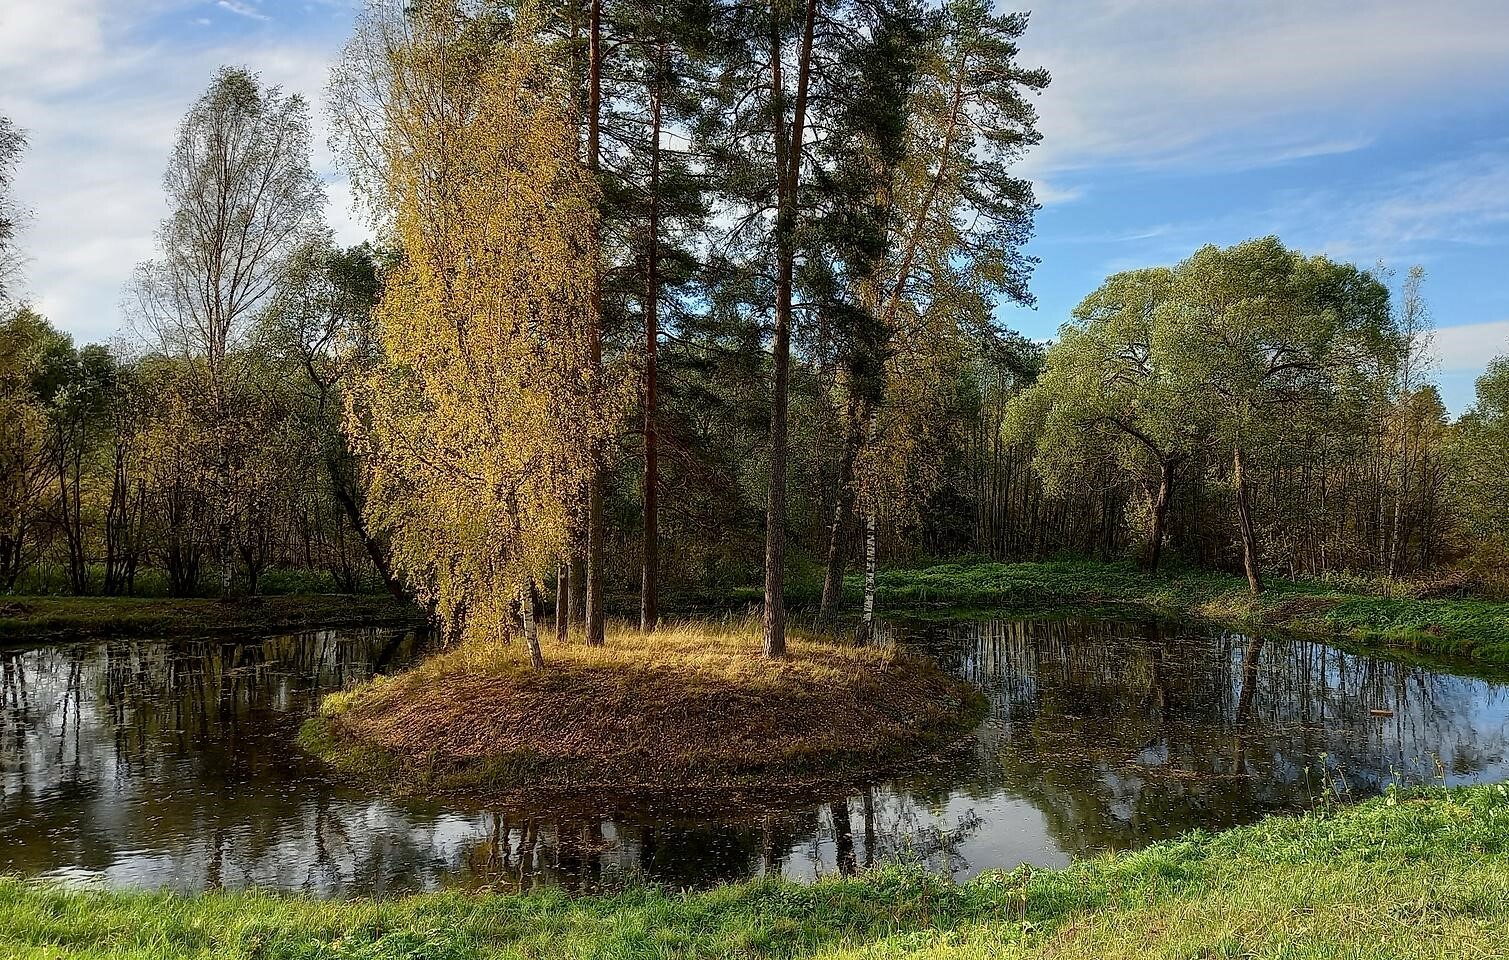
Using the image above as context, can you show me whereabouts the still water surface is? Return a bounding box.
[3,617,1507,895]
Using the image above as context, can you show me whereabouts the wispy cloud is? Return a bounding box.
[217,0,270,22]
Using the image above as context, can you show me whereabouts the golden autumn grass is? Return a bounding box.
[301,618,984,793]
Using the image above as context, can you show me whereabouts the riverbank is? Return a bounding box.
[860,559,1509,664]
[302,619,984,794]
[0,593,424,640]
[4,784,1506,958]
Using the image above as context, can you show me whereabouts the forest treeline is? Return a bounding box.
[1,0,1506,652]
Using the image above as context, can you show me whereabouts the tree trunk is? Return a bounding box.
[762,0,818,659]
[331,474,405,600]
[556,563,569,643]
[819,398,862,621]
[1233,443,1263,595]
[521,584,544,670]
[640,58,663,635]
[855,508,877,644]
[583,0,608,647]
[1145,459,1176,573]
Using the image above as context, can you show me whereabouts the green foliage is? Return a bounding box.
[3,786,1508,958]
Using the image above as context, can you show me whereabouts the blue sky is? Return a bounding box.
[2,0,1507,412]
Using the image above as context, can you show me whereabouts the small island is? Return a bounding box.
[301,620,985,794]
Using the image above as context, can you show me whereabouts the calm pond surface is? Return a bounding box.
[3,617,1508,896]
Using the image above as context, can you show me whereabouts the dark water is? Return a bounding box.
[3,617,1508,896]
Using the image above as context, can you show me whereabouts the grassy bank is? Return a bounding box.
[860,559,1509,664]
[0,593,424,641]
[4,784,1507,958]
[302,619,984,794]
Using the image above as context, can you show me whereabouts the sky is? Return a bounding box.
[1,0,1507,413]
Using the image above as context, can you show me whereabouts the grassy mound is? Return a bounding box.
[5,785,1508,958]
[302,619,985,792]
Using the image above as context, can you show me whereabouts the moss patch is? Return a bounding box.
[305,618,985,793]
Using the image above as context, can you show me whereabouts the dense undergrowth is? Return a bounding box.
[855,559,1509,664]
[3,785,1506,958]
[302,618,984,793]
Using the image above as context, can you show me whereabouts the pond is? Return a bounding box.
[3,616,1507,896]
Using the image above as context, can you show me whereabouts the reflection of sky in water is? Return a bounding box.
[2,619,1507,896]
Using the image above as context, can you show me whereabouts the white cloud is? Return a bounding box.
[1017,0,1509,176]
[1434,319,1509,373]
[0,0,362,342]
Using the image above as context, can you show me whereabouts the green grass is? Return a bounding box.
[0,593,424,640]
[856,558,1509,665]
[3,785,1507,958]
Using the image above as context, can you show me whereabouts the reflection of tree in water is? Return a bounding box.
[899,617,1509,858]
[4,617,1507,895]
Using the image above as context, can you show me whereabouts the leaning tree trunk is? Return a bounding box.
[1145,458,1176,573]
[1233,443,1263,595]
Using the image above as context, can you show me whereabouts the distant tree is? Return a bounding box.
[259,240,404,598]
[1453,357,1509,561]
[1165,238,1397,594]
[1006,268,1209,574]
[0,307,57,589]
[0,116,26,304]
[32,335,118,594]
[131,67,325,598]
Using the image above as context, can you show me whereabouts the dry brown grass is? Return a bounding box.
[310,617,982,791]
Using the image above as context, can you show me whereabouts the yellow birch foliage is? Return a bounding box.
[345,7,612,645]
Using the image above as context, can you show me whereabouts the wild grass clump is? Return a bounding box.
[4,785,1508,958]
[307,617,984,792]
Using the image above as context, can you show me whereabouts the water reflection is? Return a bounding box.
[2,617,1507,895]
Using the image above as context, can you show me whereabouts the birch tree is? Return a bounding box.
[338,4,615,666]
[132,68,325,598]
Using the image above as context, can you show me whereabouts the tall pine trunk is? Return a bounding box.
[641,56,663,634]
[762,0,818,659]
[583,0,608,646]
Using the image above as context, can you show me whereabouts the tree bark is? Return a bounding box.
[640,56,663,634]
[1233,443,1263,595]
[762,0,818,659]
[1145,458,1176,574]
[521,584,544,669]
[855,508,877,644]
[583,0,608,647]
[556,563,569,643]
